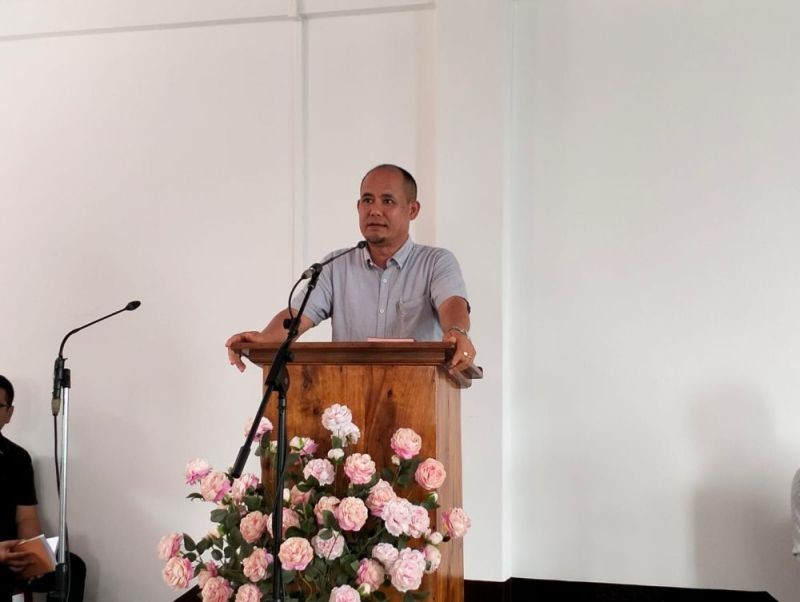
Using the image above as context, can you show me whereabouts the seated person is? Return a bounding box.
[0,375,85,602]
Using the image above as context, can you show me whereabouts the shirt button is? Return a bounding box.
[379,308,385,314]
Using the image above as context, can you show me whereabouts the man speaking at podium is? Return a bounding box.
[226,164,476,371]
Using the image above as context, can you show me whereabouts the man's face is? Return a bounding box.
[0,390,12,431]
[357,167,420,249]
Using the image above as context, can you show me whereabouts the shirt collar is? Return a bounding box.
[364,237,415,269]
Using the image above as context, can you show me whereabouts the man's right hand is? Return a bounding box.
[225,331,269,372]
[0,540,34,572]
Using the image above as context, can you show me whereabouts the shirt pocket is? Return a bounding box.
[396,295,428,318]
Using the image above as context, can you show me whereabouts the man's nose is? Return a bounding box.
[368,205,382,216]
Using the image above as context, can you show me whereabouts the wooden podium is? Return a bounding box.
[243,342,482,602]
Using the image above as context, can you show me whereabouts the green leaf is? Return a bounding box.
[195,539,208,555]
[211,549,222,561]
[285,526,305,538]
[372,591,388,602]
[282,569,296,584]
[183,534,197,551]
[318,528,332,540]
[245,495,261,511]
[186,492,204,500]
[403,593,415,602]
[381,468,394,482]
[228,527,243,547]
[331,436,343,448]
[210,508,227,523]
[412,592,430,600]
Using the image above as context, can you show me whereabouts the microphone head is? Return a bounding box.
[357,240,368,249]
[126,300,142,311]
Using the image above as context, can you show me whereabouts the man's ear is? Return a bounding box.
[409,200,421,220]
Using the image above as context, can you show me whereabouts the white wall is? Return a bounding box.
[510,1,800,600]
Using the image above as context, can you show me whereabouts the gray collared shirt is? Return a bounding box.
[291,237,468,341]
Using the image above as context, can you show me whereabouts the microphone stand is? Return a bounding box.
[231,241,364,602]
[50,301,141,601]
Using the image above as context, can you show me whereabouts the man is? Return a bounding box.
[0,375,85,602]
[226,164,476,370]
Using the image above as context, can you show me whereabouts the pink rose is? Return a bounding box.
[356,558,385,590]
[344,453,376,485]
[424,544,441,573]
[157,532,182,561]
[245,417,273,443]
[235,584,261,602]
[336,497,368,531]
[239,510,268,544]
[389,548,426,592]
[366,480,397,517]
[321,404,353,432]
[231,473,260,503]
[303,458,336,486]
[242,547,273,582]
[200,471,232,503]
[329,585,360,602]
[311,530,345,560]
[390,428,422,459]
[290,485,313,507]
[314,496,341,525]
[338,422,361,446]
[290,436,319,456]
[202,576,233,602]
[381,498,413,536]
[185,459,212,485]
[371,543,399,570]
[408,505,431,538]
[266,508,300,538]
[441,507,471,539]
[414,458,446,491]
[162,556,193,590]
[198,563,219,588]
[278,537,314,571]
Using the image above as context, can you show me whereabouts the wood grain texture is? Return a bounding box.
[251,344,469,602]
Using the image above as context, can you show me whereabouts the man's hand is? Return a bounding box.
[0,540,34,572]
[443,328,476,371]
[225,331,269,372]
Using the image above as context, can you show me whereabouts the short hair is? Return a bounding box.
[0,375,14,405]
[362,164,418,203]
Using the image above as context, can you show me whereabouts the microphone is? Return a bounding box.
[51,300,142,415]
[301,241,367,279]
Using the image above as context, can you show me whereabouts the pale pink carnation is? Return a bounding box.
[162,556,193,590]
[441,507,471,539]
[266,508,300,538]
[356,558,385,590]
[289,436,319,456]
[202,576,233,602]
[198,563,219,588]
[328,448,345,461]
[381,498,413,536]
[366,479,398,517]
[344,453,376,485]
[336,497,368,531]
[338,422,361,446]
[185,458,212,485]
[424,544,441,573]
[157,532,182,561]
[235,584,261,602]
[389,548,426,592]
[303,458,335,486]
[390,428,422,459]
[290,485,313,507]
[329,585,360,602]
[409,505,431,538]
[278,537,314,571]
[321,404,353,432]
[311,530,346,560]
[200,471,232,503]
[314,496,341,525]
[245,417,273,443]
[371,543,399,570]
[242,547,273,582]
[414,458,447,491]
[231,473,260,503]
[239,510,268,544]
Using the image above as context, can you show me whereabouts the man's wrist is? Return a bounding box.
[446,326,470,340]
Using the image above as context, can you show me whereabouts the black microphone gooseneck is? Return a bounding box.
[49,300,141,602]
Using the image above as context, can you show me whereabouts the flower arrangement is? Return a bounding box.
[159,403,471,602]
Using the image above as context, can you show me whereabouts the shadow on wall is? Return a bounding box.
[691,387,800,601]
